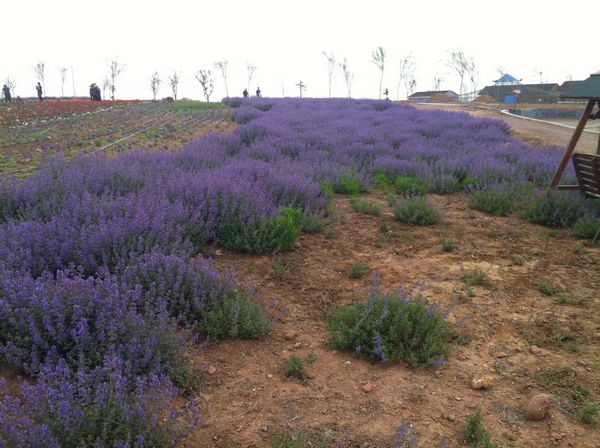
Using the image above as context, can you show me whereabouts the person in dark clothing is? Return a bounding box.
[36,82,43,101]
[242,88,249,98]
[89,83,101,101]
[2,84,11,103]
[256,87,261,98]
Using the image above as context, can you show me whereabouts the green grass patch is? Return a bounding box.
[461,268,492,287]
[346,263,370,279]
[538,279,559,296]
[349,198,380,216]
[463,411,500,448]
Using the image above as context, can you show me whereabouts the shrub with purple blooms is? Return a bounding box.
[521,189,598,228]
[120,252,269,339]
[0,268,184,378]
[0,358,196,448]
[326,285,450,367]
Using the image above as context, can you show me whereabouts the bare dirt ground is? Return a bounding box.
[182,191,600,447]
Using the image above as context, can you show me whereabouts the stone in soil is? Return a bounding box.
[362,382,375,393]
[207,365,217,375]
[471,375,494,390]
[526,394,551,421]
[284,330,297,341]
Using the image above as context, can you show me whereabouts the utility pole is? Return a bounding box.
[295,80,306,98]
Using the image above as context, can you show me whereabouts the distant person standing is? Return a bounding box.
[256,87,261,98]
[242,88,249,98]
[35,82,43,101]
[89,83,101,101]
[2,84,11,103]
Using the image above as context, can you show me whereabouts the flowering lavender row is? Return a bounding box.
[0,98,576,445]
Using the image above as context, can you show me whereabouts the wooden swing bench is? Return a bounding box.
[550,77,600,243]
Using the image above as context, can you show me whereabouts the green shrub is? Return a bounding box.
[272,259,290,280]
[468,190,514,216]
[573,217,600,239]
[349,198,381,216]
[461,269,492,287]
[442,238,457,252]
[394,176,427,196]
[460,176,480,189]
[333,168,366,195]
[217,213,300,254]
[373,173,427,196]
[169,364,204,397]
[283,353,316,382]
[280,207,324,233]
[327,287,450,367]
[346,263,370,279]
[393,197,439,225]
[373,173,394,192]
[521,190,595,228]
[538,279,559,296]
[463,412,500,448]
[202,292,270,340]
[578,401,599,425]
[379,221,391,234]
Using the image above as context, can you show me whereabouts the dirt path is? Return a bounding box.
[182,193,600,448]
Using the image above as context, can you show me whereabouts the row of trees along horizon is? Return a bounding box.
[5,49,531,102]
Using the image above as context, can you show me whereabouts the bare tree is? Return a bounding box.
[339,57,354,98]
[214,59,229,97]
[396,53,415,100]
[34,61,45,96]
[59,66,68,97]
[322,51,336,98]
[167,71,181,100]
[407,77,417,95]
[246,62,257,91]
[371,47,386,99]
[150,72,161,101]
[108,60,125,100]
[102,77,110,101]
[432,75,443,91]
[196,69,214,102]
[295,80,306,98]
[447,50,471,100]
[466,58,479,100]
[4,77,16,95]
[71,67,76,97]
[533,66,545,84]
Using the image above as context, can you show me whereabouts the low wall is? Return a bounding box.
[508,108,584,119]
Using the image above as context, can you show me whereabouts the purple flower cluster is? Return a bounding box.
[0,358,194,447]
[0,267,182,377]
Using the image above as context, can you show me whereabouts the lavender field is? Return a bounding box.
[1,98,598,447]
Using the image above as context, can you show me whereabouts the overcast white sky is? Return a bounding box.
[2,0,599,100]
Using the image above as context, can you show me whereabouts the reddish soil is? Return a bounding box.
[183,192,600,447]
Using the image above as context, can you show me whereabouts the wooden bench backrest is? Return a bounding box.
[572,153,600,198]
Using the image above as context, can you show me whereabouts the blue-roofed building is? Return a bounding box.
[493,73,521,85]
